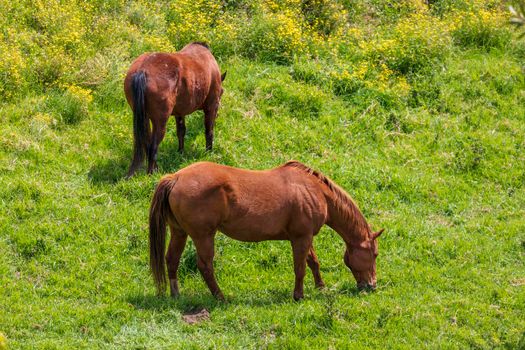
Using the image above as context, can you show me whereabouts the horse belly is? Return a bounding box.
[218,212,290,242]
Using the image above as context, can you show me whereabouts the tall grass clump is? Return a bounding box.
[364,12,452,75]
[46,85,93,125]
[240,11,308,64]
[450,8,511,49]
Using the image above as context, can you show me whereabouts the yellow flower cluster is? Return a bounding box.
[446,7,510,48]
[143,35,175,53]
[64,84,93,105]
[167,0,223,46]
[0,0,515,102]
[274,12,308,56]
[329,60,412,98]
[33,0,87,53]
[329,3,510,97]
[361,12,452,74]
[212,15,240,44]
[264,0,302,12]
[0,40,26,99]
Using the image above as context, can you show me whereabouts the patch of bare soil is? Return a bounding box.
[182,308,210,324]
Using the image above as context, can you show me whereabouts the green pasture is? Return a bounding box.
[0,0,524,348]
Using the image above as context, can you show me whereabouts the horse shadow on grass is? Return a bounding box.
[127,293,221,314]
[88,113,230,184]
[88,155,130,184]
[158,113,236,173]
[126,281,371,315]
[128,248,369,312]
[126,288,294,316]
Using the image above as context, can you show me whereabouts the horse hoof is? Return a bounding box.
[293,294,304,301]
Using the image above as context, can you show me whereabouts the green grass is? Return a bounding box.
[1,51,524,349]
[1,1,525,348]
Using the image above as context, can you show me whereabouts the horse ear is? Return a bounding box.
[221,71,227,82]
[371,228,384,240]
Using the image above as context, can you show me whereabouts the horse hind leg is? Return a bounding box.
[193,234,225,300]
[166,226,188,297]
[147,116,168,174]
[306,245,325,289]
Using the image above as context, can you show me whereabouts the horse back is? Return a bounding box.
[167,162,328,241]
[172,46,222,115]
[124,44,223,116]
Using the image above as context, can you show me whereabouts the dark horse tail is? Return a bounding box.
[149,175,177,295]
[129,71,147,175]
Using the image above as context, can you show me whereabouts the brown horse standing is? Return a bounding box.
[149,161,384,301]
[124,42,226,176]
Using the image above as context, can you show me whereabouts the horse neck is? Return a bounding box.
[324,191,370,246]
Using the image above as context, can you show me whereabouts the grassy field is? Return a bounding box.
[1,0,525,348]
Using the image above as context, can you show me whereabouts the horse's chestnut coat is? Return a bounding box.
[149,161,384,300]
[124,42,225,176]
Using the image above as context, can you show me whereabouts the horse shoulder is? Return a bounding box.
[302,180,329,222]
[282,170,328,229]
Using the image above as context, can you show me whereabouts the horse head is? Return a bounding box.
[344,229,384,290]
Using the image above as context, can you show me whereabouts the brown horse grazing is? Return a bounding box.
[149,161,384,301]
[124,42,226,176]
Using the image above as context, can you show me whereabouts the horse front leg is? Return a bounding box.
[175,116,186,152]
[204,104,218,151]
[166,226,188,297]
[290,237,312,301]
[307,244,325,289]
[193,235,224,300]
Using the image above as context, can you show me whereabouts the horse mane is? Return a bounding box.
[283,161,371,236]
[191,41,210,49]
